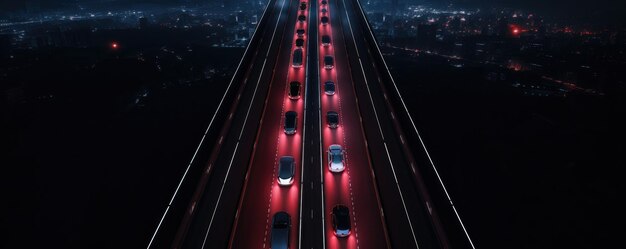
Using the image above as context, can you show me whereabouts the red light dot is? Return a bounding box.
[111,42,118,49]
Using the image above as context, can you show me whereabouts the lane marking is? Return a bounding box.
[200,0,288,246]
[146,0,274,246]
[316,0,327,246]
[341,0,418,247]
[352,0,476,247]
[299,1,315,246]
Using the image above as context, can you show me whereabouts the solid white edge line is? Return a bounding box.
[341,1,418,247]
[353,1,476,248]
[298,1,313,248]
[201,142,240,249]
[316,1,327,247]
[200,0,288,246]
[383,143,420,249]
[146,0,274,247]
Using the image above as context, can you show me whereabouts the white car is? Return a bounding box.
[328,144,345,172]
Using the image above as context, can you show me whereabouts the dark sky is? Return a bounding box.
[2,0,625,24]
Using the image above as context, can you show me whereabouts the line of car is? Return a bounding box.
[318,0,352,240]
[272,1,308,249]
[273,1,353,248]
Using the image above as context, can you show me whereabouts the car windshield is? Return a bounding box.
[273,212,290,228]
[328,113,338,123]
[290,82,300,95]
[331,149,342,163]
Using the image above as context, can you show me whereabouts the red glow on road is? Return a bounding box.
[230,0,310,248]
[111,42,119,49]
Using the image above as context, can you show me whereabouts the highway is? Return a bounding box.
[163,0,301,247]
[227,0,308,247]
[333,0,476,248]
[146,0,476,248]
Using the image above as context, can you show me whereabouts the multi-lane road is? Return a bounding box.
[147,0,476,248]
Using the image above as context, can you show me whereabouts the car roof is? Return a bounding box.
[273,211,290,225]
[332,205,350,229]
[279,157,294,179]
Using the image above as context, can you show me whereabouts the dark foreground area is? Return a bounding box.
[0,45,242,248]
[385,49,626,248]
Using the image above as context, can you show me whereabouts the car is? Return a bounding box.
[331,205,351,237]
[295,38,304,48]
[271,212,291,249]
[328,144,345,172]
[321,8,327,14]
[321,0,327,5]
[321,35,331,46]
[288,81,301,100]
[293,48,303,68]
[278,156,295,186]
[298,14,306,22]
[324,55,334,69]
[324,81,335,95]
[321,16,329,25]
[299,1,307,10]
[327,111,338,128]
[284,111,297,135]
[296,29,305,37]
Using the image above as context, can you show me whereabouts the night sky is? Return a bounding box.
[1,0,626,15]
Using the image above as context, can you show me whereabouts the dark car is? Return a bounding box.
[321,8,327,14]
[298,14,306,22]
[321,0,327,5]
[321,16,329,25]
[288,81,301,100]
[284,111,297,135]
[271,212,291,249]
[293,48,303,68]
[324,81,335,95]
[299,1,307,10]
[296,29,305,37]
[324,55,334,69]
[331,205,351,237]
[321,35,331,46]
[278,156,295,186]
[327,111,339,128]
[295,38,304,48]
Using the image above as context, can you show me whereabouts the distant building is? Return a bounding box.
[139,17,148,29]
[0,34,11,56]
[63,28,92,47]
[416,23,437,48]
